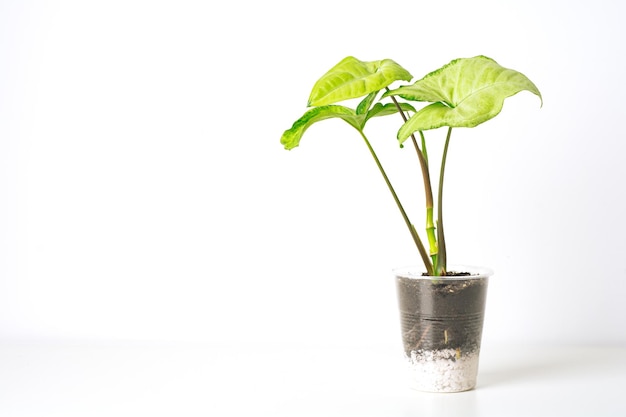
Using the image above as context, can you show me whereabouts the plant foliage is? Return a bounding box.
[281,55,542,276]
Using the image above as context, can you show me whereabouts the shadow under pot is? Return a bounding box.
[394,265,491,393]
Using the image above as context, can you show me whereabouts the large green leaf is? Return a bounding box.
[280,105,362,150]
[384,56,542,142]
[308,56,413,107]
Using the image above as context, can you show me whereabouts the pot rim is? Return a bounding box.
[393,264,493,280]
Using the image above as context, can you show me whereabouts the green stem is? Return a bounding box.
[435,127,453,275]
[388,93,437,271]
[419,131,428,165]
[359,130,433,275]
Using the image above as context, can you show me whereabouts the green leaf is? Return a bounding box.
[356,91,379,115]
[280,105,363,150]
[364,102,416,124]
[384,56,542,142]
[308,56,413,107]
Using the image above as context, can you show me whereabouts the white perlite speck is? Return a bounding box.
[406,349,480,392]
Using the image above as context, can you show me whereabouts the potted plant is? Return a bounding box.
[280,55,542,392]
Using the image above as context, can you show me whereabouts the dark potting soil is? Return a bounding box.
[396,275,488,356]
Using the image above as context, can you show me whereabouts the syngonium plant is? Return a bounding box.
[280,55,542,276]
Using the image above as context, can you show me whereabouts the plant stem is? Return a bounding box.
[359,131,433,275]
[388,93,438,270]
[419,131,428,165]
[435,127,453,275]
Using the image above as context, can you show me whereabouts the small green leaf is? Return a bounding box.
[384,56,542,142]
[280,105,363,150]
[356,91,379,115]
[365,102,416,124]
[308,56,413,107]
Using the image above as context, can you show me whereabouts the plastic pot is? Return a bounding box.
[394,265,491,392]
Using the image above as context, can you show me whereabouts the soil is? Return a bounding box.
[395,275,488,356]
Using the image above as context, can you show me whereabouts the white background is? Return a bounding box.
[1,0,625,350]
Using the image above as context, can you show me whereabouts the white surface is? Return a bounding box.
[0,342,624,417]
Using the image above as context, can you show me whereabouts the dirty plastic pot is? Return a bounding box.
[394,265,491,392]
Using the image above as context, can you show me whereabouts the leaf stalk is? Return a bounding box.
[359,130,433,275]
[388,93,438,274]
[434,127,453,275]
